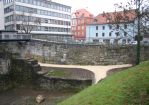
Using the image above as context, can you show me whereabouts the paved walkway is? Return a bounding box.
[39,63,132,84]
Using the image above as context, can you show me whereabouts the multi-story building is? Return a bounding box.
[71,9,94,41]
[0,0,4,30]
[0,0,72,42]
[86,10,137,44]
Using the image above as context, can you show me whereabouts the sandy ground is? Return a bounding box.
[39,63,132,84]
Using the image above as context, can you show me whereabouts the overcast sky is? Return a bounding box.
[53,0,130,16]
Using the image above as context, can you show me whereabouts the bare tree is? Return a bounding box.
[103,9,137,45]
[17,12,41,34]
[104,0,149,65]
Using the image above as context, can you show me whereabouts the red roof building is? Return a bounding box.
[92,9,136,25]
[71,9,94,40]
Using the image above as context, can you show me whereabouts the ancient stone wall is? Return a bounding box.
[38,76,92,91]
[0,57,93,91]
[24,42,149,65]
[1,42,149,65]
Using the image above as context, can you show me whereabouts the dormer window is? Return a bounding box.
[107,18,111,23]
[94,19,98,22]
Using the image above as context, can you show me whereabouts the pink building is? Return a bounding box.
[71,9,94,40]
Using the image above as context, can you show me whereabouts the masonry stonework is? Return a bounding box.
[24,42,149,65]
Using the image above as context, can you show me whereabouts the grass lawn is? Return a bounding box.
[48,70,67,77]
[58,61,149,105]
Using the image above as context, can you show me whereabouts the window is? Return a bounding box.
[116,32,119,36]
[103,39,110,44]
[109,25,112,29]
[102,33,105,37]
[96,26,98,30]
[14,5,69,19]
[124,24,127,29]
[124,32,127,36]
[116,25,119,29]
[4,5,14,14]
[109,32,112,36]
[94,19,98,22]
[93,39,99,43]
[37,26,41,31]
[81,20,84,24]
[19,6,24,12]
[102,26,105,30]
[128,39,131,43]
[37,1,40,6]
[96,33,98,37]
[122,39,126,44]
[15,5,20,11]
[82,26,84,30]
[4,35,10,39]
[5,15,14,23]
[78,26,81,30]
[45,19,48,23]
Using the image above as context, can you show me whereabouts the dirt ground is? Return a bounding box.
[0,88,74,105]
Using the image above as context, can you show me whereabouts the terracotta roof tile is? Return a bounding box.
[92,9,136,25]
[73,9,94,18]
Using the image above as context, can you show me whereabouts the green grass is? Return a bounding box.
[58,61,149,105]
[48,70,67,77]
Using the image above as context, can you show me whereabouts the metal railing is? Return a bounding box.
[0,34,31,41]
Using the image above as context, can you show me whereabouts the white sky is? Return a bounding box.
[53,0,130,16]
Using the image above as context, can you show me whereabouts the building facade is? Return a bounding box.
[71,9,94,41]
[0,30,31,41]
[86,10,137,44]
[1,0,72,42]
[0,0,4,30]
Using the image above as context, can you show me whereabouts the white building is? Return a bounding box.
[0,0,72,41]
[0,0,4,30]
[86,10,137,44]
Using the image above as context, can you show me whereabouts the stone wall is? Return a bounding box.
[1,42,149,66]
[0,41,149,65]
[0,57,93,91]
[0,58,40,91]
[38,76,92,91]
[11,59,93,91]
[9,59,41,85]
[9,58,93,91]
[24,41,149,65]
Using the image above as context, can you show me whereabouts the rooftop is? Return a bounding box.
[72,9,94,19]
[90,9,136,25]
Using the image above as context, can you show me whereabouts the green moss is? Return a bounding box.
[48,70,67,77]
[58,61,149,105]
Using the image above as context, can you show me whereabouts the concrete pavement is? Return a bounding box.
[39,63,132,84]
